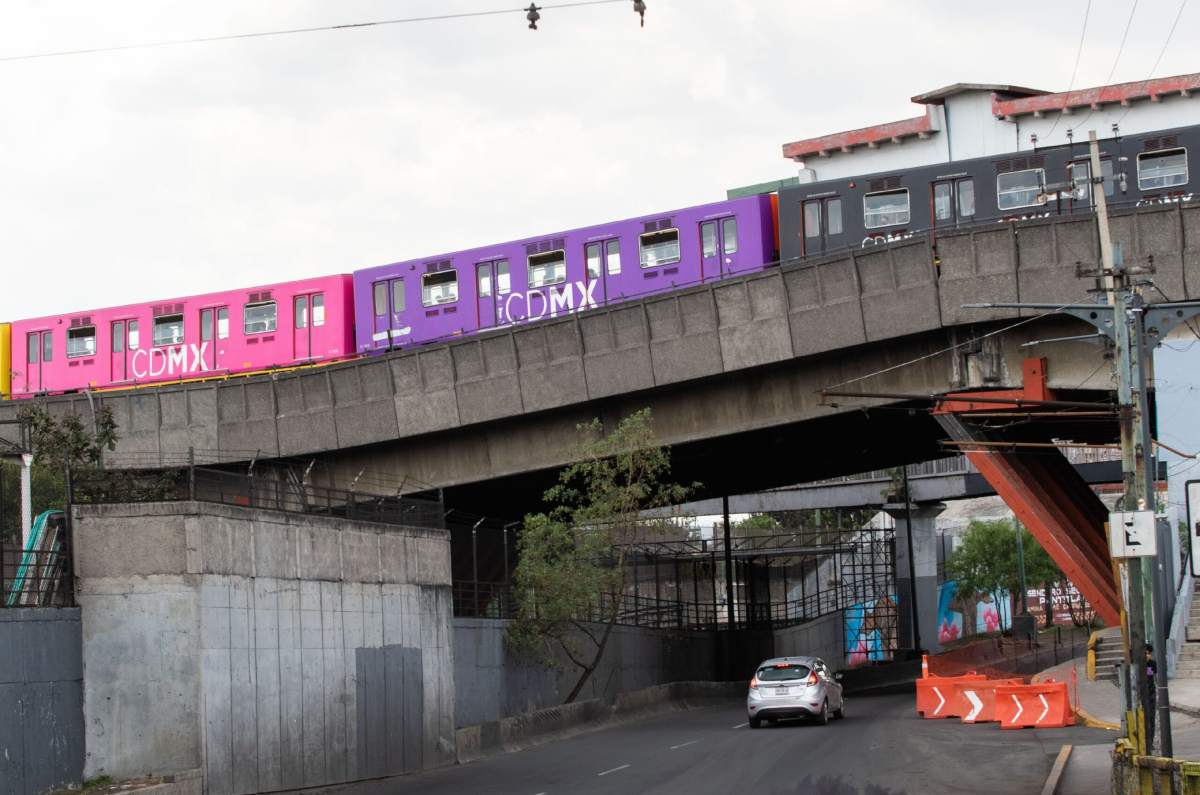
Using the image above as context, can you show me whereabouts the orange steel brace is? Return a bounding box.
[933,357,1122,627]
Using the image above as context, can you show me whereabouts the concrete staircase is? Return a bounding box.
[1094,627,1124,683]
[1175,594,1200,679]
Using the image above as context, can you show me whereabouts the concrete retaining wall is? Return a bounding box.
[0,607,84,795]
[452,618,714,728]
[773,610,845,667]
[74,502,454,795]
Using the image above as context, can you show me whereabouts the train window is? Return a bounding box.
[934,183,953,221]
[243,302,277,335]
[586,243,603,280]
[422,270,458,306]
[702,223,718,256]
[827,199,843,235]
[373,282,387,315]
[203,308,216,339]
[528,250,567,288]
[606,240,621,275]
[1138,148,1187,190]
[496,261,511,294]
[312,294,325,326]
[722,217,738,254]
[863,189,910,228]
[42,333,52,362]
[640,229,681,268]
[128,320,139,349]
[153,314,185,346]
[996,168,1046,210]
[113,322,124,353]
[1101,160,1115,196]
[390,279,405,312]
[27,333,38,364]
[477,264,493,297]
[294,297,308,329]
[803,202,821,238]
[958,180,975,217]
[67,327,95,358]
[216,309,229,339]
[1068,162,1091,201]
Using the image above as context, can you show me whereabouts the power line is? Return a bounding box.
[1043,0,1093,142]
[1105,0,1139,84]
[1118,0,1190,124]
[0,0,631,63]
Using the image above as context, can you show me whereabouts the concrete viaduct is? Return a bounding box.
[3,202,1198,518]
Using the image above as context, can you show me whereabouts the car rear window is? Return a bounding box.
[757,664,811,682]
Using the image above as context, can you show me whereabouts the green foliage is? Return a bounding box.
[732,513,780,536]
[945,518,1063,610]
[0,403,118,543]
[506,408,692,702]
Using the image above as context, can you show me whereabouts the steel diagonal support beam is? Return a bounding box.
[935,413,1121,626]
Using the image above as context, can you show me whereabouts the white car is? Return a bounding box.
[746,656,845,728]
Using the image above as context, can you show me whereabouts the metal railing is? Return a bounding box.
[1,538,72,608]
[70,464,445,529]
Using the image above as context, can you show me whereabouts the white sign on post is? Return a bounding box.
[1188,481,1200,576]
[1109,510,1158,558]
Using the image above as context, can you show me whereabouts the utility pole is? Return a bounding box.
[901,466,922,654]
[1088,130,1169,756]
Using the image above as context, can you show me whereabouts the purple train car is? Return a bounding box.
[352,195,777,352]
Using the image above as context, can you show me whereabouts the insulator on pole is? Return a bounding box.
[526,3,541,29]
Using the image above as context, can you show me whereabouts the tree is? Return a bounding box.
[732,513,780,536]
[944,518,1062,636]
[506,408,692,703]
[0,403,119,542]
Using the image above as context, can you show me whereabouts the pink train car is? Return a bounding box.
[7,275,354,396]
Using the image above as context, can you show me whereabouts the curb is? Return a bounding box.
[1032,663,1120,731]
[1040,744,1073,795]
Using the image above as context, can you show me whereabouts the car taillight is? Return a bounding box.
[806,673,819,686]
[749,676,759,690]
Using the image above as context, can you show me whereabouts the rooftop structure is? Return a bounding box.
[774,72,1200,184]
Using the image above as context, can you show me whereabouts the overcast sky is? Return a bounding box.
[1,0,1195,320]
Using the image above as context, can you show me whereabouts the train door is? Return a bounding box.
[25,331,50,392]
[292,296,311,360]
[931,178,975,230]
[111,321,127,382]
[699,216,740,281]
[476,261,497,328]
[584,240,614,308]
[199,306,226,370]
[371,279,407,348]
[799,197,844,257]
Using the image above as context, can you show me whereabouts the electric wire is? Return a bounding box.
[1117,0,1190,125]
[1068,0,1140,135]
[0,0,629,63]
[1043,0,1093,143]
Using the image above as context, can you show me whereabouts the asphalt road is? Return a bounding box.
[318,694,1112,795]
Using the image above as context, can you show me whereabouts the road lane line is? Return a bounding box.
[731,722,748,729]
[670,740,698,750]
[597,764,630,777]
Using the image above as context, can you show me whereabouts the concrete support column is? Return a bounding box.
[884,501,945,655]
[20,453,33,549]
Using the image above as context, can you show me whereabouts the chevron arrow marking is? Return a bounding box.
[1038,694,1050,724]
[964,689,983,722]
[1011,693,1024,723]
[932,686,945,715]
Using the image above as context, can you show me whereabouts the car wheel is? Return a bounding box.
[748,717,762,729]
[833,698,845,720]
[814,700,829,726]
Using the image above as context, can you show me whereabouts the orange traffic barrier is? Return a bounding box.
[995,681,1075,729]
[916,673,987,718]
[951,678,1022,723]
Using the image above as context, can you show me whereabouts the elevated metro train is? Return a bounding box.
[1,123,1194,399]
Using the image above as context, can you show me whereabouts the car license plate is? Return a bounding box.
[775,687,789,695]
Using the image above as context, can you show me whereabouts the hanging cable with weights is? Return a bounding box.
[527,0,645,30]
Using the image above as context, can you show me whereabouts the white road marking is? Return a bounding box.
[964,689,983,722]
[597,764,630,776]
[670,740,698,750]
[732,722,748,729]
[1038,694,1050,723]
[1011,694,1024,722]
